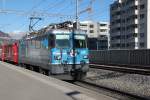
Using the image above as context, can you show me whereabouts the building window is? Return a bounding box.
[127,43,129,47]
[140,42,145,47]
[122,19,125,23]
[140,33,144,37]
[140,23,144,29]
[100,29,107,32]
[140,14,145,19]
[89,25,94,28]
[133,33,138,37]
[116,43,120,47]
[100,24,107,27]
[83,30,87,33]
[140,4,145,10]
[90,30,94,33]
[80,24,87,27]
[121,43,125,47]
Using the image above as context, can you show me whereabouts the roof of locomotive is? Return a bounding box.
[45,29,86,35]
[25,29,86,39]
[46,29,72,34]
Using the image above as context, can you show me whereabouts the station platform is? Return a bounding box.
[0,61,117,100]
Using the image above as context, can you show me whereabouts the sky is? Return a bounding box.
[0,0,114,36]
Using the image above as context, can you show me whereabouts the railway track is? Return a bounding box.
[90,64,150,75]
[74,80,148,100]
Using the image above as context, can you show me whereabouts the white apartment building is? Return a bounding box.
[80,21,110,50]
[110,0,150,49]
[80,21,109,38]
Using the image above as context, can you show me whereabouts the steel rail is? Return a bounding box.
[90,64,150,75]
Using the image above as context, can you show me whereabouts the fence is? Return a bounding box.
[90,49,150,66]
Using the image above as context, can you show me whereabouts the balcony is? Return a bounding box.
[126,19,138,26]
[128,37,139,43]
[111,7,121,13]
[111,32,120,36]
[127,28,138,34]
[128,0,138,7]
[112,15,121,20]
[111,39,121,44]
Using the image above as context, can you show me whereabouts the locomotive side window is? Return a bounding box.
[48,34,55,49]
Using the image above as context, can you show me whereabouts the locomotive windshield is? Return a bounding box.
[56,34,70,48]
[74,35,86,48]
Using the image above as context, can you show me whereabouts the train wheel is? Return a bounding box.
[47,70,51,76]
[18,63,22,67]
[39,68,46,75]
[74,72,87,81]
[22,64,27,69]
[78,72,85,80]
[29,66,34,71]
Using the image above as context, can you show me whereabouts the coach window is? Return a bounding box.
[31,39,33,46]
[40,36,44,49]
[41,35,48,49]
[27,40,29,48]
[27,40,30,47]
[39,36,42,48]
[29,40,32,47]
[25,40,27,47]
[35,37,41,49]
[41,36,46,49]
[29,39,32,46]
[28,40,31,47]
[31,39,36,48]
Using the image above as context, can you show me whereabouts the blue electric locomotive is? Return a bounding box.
[19,26,89,80]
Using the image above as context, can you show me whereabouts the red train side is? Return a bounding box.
[1,42,18,64]
[1,44,6,61]
[0,45,2,60]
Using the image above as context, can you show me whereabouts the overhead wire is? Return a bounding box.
[26,0,48,15]
[79,0,110,21]
[33,0,73,28]
[80,7,109,21]
[1,0,110,33]
[42,0,65,12]
[0,0,72,33]
[0,0,49,33]
[47,0,74,22]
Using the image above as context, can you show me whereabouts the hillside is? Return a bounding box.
[0,31,10,37]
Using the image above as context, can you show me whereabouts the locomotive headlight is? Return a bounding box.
[54,55,61,60]
[83,55,88,59]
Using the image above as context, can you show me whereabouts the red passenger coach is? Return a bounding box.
[0,46,2,60]
[1,42,19,64]
[12,42,18,64]
[1,44,6,61]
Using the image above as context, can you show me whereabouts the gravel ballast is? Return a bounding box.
[86,68,150,99]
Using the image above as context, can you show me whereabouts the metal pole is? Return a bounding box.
[97,41,98,50]
[76,0,79,30]
[72,0,79,80]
